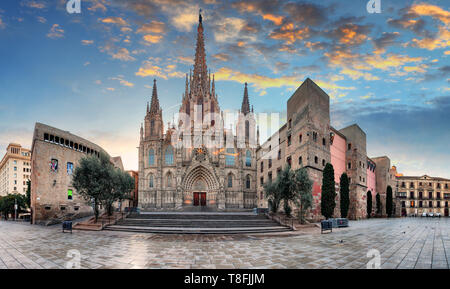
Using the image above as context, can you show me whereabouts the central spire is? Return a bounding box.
[149,79,160,114]
[241,82,250,115]
[192,9,208,95]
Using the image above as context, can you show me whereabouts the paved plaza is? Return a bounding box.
[0,218,449,269]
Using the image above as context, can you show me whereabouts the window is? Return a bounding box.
[287,156,292,167]
[410,182,414,188]
[348,143,352,151]
[411,191,415,199]
[322,138,326,146]
[429,191,432,199]
[68,189,73,200]
[437,192,441,199]
[429,201,432,207]
[268,158,272,168]
[226,148,235,166]
[67,162,74,175]
[228,174,233,188]
[268,172,272,183]
[437,201,441,208]
[50,159,58,172]
[348,162,351,169]
[419,201,422,208]
[401,182,405,188]
[165,146,174,165]
[149,175,154,188]
[167,173,172,187]
[298,156,302,165]
[150,120,155,135]
[288,119,292,129]
[299,134,302,143]
[322,159,325,166]
[277,150,281,160]
[245,150,251,167]
[260,177,264,187]
[287,135,291,146]
[312,132,317,142]
[260,161,264,172]
[245,120,249,140]
[246,175,251,189]
[148,149,155,165]
[314,156,318,164]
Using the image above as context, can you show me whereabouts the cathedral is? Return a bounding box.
[138,13,258,211]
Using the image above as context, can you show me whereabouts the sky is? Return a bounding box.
[0,0,449,177]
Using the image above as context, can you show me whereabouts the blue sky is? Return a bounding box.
[0,0,449,177]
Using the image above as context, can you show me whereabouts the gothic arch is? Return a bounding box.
[182,165,219,191]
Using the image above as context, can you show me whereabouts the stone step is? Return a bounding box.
[118,221,278,228]
[104,225,291,234]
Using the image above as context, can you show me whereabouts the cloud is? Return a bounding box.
[340,68,380,81]
[100,17,129,26]
[100,44,136,61]
[408,3,450,25]
[212,53,231,62]
[142,34,163,44]
[37,16,47,23]
[283,2,328,27]
[269,23,310,44]
[410,26,450,50]
[135,58,184,79]
[81,39,94,45]
[46,24,64,39]
[372,32,400,53]
[214,17,254,43]
[88,0,107,12]
[110,76,134,87]
[136,21,165,34]
[22,1,46,9]
[324,21,371,47]
[262,14,284,26]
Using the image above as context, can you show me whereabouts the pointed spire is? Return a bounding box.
[192,8,208,95]
[185,73,189,98]
[241,82,250,115]
[149,79,160,114]
[140,123,144,141]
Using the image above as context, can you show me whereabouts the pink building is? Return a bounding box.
[366,158,377,195]
[330,128,347,185]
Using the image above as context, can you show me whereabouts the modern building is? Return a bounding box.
[0,143,31,196]
[30,122,113,224]
[395,175,450,217]
[138,13,257,211]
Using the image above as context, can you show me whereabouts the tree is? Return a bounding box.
[376,193,382,216]
[72,152,135,220]
[72,153,111,221]
[386,185,393,217]
[264,181,280,213]
[0,193,27,220]
[291,167,313,224]
[278,165,294,217]
[367,191,372,218]
[25,180,31,208]
[339,173,350,218]
[321,163,335,219]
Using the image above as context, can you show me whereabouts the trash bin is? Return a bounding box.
[62,221,72,233]
[321,220,333,233]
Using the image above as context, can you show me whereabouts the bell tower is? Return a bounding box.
[144,79,163,140]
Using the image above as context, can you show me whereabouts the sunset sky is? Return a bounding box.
[0,0,449,177]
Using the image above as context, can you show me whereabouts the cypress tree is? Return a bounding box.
[376,193,381,216]
[367,191,372,218]
[321,163,335,219]
[339,173,350,218]
[386,186,393,217]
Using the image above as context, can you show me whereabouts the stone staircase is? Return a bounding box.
[104,212,291,234]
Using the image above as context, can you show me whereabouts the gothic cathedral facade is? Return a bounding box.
[138,13,258,211]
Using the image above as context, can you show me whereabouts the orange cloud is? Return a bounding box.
[111,76,134,87]
[411,26,450,50]
[269,23,310,44]
[100,17,128,26]
[46,24,64,39]
[136,21,165,34]
[101,44,135,61]
[142,34,163,44]
[262,14,284,26]
[409,3,450,25]
[364,54,423,70]
[338,25,368,46]
[340,68,380,81]
[88,0,107,12]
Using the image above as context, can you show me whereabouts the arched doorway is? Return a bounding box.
[182,165,220,209]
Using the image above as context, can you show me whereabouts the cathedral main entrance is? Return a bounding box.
[193,192,207,206]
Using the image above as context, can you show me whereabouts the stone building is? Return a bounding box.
[138,13,257,211]
[0,143,31,196]
[395,175,450,217]
[30,122,118,224]
[127,170,139,208]
[256,78,399,220]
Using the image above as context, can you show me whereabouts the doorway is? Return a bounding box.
[445,208,449,217]
[193,192,206,206]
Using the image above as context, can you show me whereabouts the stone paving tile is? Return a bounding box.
[0,218,449,269]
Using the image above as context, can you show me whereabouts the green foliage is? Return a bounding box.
[26,180,31,208]
[367,191,372,218]
[291,167,313,224]
[263,165,313,222]
[0,193,28,220]
[72,152,135,221]
[339,173,350,218]
[376,193,381,215]
[321,163,335,219]
[386,185,393,217]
